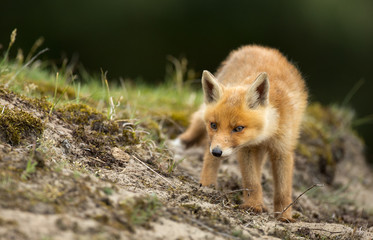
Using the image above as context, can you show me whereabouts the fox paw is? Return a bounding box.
[275,212,295,223]
[277,216,295,223]
[240,203,268,213]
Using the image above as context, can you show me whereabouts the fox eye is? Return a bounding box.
[233,126,244,132]
[210,122,217,130]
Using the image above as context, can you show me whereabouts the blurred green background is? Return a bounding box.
[1,0,372,161]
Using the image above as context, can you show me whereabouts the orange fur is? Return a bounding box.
[178,45,307,222]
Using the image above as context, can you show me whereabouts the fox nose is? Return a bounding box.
[211,147,222,157]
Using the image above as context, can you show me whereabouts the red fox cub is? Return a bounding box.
[178,45,307,222]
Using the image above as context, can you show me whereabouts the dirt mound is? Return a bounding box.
[1,88,373,239]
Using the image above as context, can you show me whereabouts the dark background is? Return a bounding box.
[1,0,372,161]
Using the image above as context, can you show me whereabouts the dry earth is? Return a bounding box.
[1,89,373,240]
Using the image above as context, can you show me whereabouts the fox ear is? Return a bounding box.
[246,72,269,108]
[202,70,222,104]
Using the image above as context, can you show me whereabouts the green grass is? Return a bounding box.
[0,30,202,145]
[2,60,201,122]
[21,159,37,180]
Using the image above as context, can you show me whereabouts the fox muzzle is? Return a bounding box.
[211,147,223,157]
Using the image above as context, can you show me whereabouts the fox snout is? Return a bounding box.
[210,146,234,158]
[211,147,223,157]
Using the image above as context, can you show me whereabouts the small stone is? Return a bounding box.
[112,147,130,162]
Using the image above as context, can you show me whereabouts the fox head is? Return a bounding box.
[202,70,277,158]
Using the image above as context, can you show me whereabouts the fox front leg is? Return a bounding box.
[270,151,295,222]
[200,148,221,187]
[237,147,267,213]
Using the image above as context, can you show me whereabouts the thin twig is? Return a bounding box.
[308,228,343,235]
[88,156,106,164]
[1,106,5,114]
[279,183,324,218]
[132,155,175,190]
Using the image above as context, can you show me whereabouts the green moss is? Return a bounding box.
[119,195,162,228]
[57,103,104,125]
[118,128,140,145]
[24,96,52,114]
[170,111,190,127]
[0,107,44,145]
[0,85,52,114]
[91,119,119,134]
[181,203,202,213]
